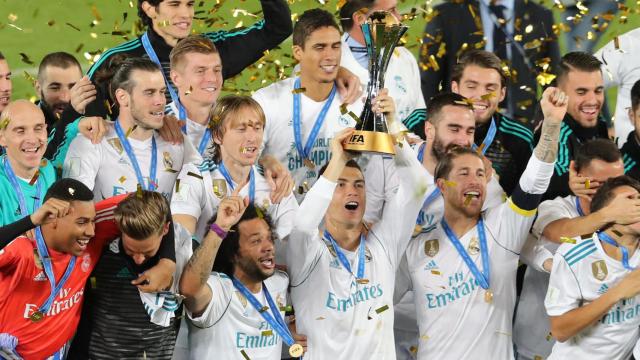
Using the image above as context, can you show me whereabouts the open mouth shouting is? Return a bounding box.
[259,256,275,271]
[579,104,599,119]
[345,200,360,211]
[75,237,90,252]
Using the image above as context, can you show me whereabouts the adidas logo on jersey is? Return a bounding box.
[33,271,47,282]
[597,284,609,295]
[116,267,135,279]
[424,260,439,271]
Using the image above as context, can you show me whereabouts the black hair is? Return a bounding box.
[426,92,474,125]
[574,138,621,172]
[556,51,603,84]
[318,159,362,178]
[293,8,341,47]
[43,178,94,203]
[338,0,375,32]
[631,79,640,113]
[38,52,82,81]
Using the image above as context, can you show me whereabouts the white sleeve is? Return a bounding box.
[373,140,429,268]
[187,274,233,328]
[170,164,206,220]
[62,135,101,191]
[483,176,505,209]
[520,233,553,273]
[531,197,574,239]
[393,254,413,304]
[364,155,399,224]
[544,250,582,317]
[595,37,623,89]
[286,176,334,284]
[269,192,299,243]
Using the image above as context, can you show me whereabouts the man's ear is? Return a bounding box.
[498,86,506,103]
[115,88,129,108]
[292,45,304,63]
[162,221,170,236]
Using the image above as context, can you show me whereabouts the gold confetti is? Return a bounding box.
[29,170,40,185]
[444,180,457,188]
[91,5,103,22]
[185,85,193,95]
[292,87,306,94]
[261,330,273,336]
[430,270,441,275]
[90,277,97,289]
[240,350,250,360]
[125,125,137,138]
[340,103,348,115]
[65,22,81,31]
[375,305,389,314]
[614,36,621,51]
[8,13,18,22]
[536,72,556,86]
[259,306,269,313]
[523,39,541,50]
[187,171,203,180]
[427,55,440,71]
[464,194,473,206]
[480,92,496,101]
[612,229,623,237]
[158,20,170,27]
[560,237,576,244]
[256,206,265,219]
[136,183,143,198]
[19,53,34,65]
[584,179,590,189]
[175,179,180,193]
[525,24,533,34]
[0,118,10,130]
[47,20,55,26]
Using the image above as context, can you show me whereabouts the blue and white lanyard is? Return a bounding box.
[323,230,366,281]
[141,31,179,105]
[218,162,255,203]
[114,120,157,191]
[175,100,212,156]
[3,157,43,215]
[441,217,490,289]
[472,117,497,155]
[598,231,636,271]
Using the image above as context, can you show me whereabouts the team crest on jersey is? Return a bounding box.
[365,247,372,262]
[276,293,285,311]
[592,260,608,281]
[163,152,174,171]
[33,249,43,269]
[81,254,92,272]
[424,239,439,257]
[108,138,124,154]
[212,179,227,199]
[109,239,120,253]
[467,237,480,255]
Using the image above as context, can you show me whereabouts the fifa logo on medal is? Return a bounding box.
[343,11,408,155]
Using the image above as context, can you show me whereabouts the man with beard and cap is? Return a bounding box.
[537,51,609,201]
[545,175,640,360]
[0,52,10,113]
[404,86,566,359]
[35,52,83,134]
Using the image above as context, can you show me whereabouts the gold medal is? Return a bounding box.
[30,310,44,322]
[212,179,227,199]
[303,158,315,169]
[356,278,369,284]
[289,343,304,357]
[484,289,493,303]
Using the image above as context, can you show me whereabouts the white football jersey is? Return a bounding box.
[286,142,428,360]
[545,233,640,360]
[165,102,215,159]
[170,162,297,264]
[252,77,361,202]
[186,271,289,360]
[63,122,200,200]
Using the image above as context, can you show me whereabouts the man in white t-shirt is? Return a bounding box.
[171,95,297,252]
[287,126,428,359]
[179,193,303,360]
[253,8,396,202]
[595,28,640,146]
[514,138,635,360]
[545,175,640,360]
[165,34,222,158]
[404,87,567,359]
[337,0,426,137]
[63,58,199,200]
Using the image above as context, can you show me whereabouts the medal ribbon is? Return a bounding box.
[3,157,43,215]
[292,77,337,163]
[415,143,441,225]
[575,196,585,217]
[441,217,490,289]
[176,101,212,156]
[141,31,180,105]
[218,162,255,203]
[598,231,636,271]
[231,278,295,346]
[114,119,158,191]
[472,117,497,155]
[34,227,77,315]
[323,230,366,280]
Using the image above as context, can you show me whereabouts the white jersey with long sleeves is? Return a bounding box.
[405,155,554,360]
[63,122,200,200]
[594,28,640,146]
[286,142,428,359]
[170,162,297,263]
[545,233,640,360]
[186,271,289,360]
[252,77,362,202]
[165,101,215,159]
[514,195,578,360]
[340,33,426,132]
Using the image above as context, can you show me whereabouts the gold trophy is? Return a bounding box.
[344,11,408,155]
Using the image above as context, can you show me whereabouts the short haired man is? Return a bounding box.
[171,95,297,251]
[451,49,534,195]
[0,52,11,113]
[180,198,298,359]
[74,0,292,120]
[540,51,610,201]
[513,138,633,360]
[404,87,566,359]
[68,191,190,359]
[545,175,640,359]
[253,8,393,202]
[63,58,200,200]
[165,35,222,157]
[338,0,427,138]
[0,100,104,226]
[621,79,640,180]
[286,125,428,358]
[35,52,83,131]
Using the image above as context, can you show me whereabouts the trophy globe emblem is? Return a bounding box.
[344,11,408,155]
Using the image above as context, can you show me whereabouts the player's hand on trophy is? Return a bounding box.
[372,88,396,123]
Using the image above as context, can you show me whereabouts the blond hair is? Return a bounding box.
[170,34,219,70]
[114,191,170,240]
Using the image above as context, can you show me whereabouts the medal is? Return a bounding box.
[356,278,370,284]
[484,290,493,303]
[212,179,227,199]
[289,343,304,357]
[472,117,497,155]
[30,310,44,322]
[467,237,480,255]
[303,158,315,169]
[218,162,255,203]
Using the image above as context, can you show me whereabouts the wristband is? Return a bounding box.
[210,223,228,239]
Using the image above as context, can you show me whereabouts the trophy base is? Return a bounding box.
[343,130,396,155]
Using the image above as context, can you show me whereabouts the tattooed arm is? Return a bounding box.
[179,190,248,317]
[534,87,568,163]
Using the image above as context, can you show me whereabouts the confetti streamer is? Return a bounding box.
[19,53,34,65]
[187,171,203,180]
